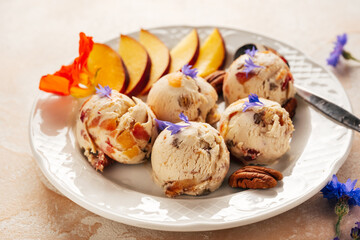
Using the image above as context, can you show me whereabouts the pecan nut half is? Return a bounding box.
[205,70,226,94]
[228,166,283,189]
[282,97,297,119]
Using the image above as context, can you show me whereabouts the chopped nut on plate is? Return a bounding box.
[204,70,226,94]
[228,166,283,189]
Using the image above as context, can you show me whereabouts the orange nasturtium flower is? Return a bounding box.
[39,32,96,97]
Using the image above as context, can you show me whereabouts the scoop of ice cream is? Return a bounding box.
[223,51,296,105]
[147,71,219,124]
[218,97,294,165]
[151,121,230,197]
[76,90,158,171]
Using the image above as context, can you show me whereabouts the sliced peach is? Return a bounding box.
[87,43,129,93]
[193,28,226,77]
[219,122,228,135]
[116,130,136,149]
[118,35,151,96]
[123,145,140,159]
[139,29,170,95]
[100,118,117,131]
[236,72,254,84]
[132,122,150,141]
[169,29,199,73]
[167,73,182,88]
[89,116,101,128]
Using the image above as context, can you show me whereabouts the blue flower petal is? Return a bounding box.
[248,93,261,103]
[242,93,264,112]
[345,178,357,192]
[327,53,340,67]
[181,64,198,78]
[337,33,347,46]
[179,112,189,123]
[242,58,264,78]
[321,174,360,206]
[350,223,360,239]
[167,124,184,135]
[245,46,258,58]
[155,119,170,131]
[327,33,347,67]
[95,84,112,98]
[155,113,191,135]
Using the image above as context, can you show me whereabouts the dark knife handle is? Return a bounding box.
[295,87,360,132]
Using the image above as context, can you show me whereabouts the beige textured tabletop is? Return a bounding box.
[1,0,360,239]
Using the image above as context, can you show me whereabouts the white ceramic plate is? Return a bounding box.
[29,26,353,231]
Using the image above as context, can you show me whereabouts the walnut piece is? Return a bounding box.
[253,111,265,124]
[204,70,226,94]
[241,148,261,161]
[88,150,113,172]
[228,166,283,189]
[282,97,297,119]
[178,95,191,109]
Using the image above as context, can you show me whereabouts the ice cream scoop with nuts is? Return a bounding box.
[223,49,296,106]
[151,114,230,197]
[77,86,158,171]
[218,94,294,165]
[147,64,219,124]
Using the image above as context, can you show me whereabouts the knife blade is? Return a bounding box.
[295,84,360,132]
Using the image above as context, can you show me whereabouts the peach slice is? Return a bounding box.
[116,130,136,149]
[193,28,226,78]
[139,29,171,95]
[87,43,129,93]
[118,35,151,96]
[169,29,199,73]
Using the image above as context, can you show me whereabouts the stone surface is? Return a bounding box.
[0,0,359,239]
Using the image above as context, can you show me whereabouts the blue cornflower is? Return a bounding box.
[321,175,360,206]
[327,33,347,67]
[181,64,198,78]
[245,46,258,58]
[321,175,360,238]
[95,84,112,98]
[242,93,264,112]
[351,222,360,240]
[242,57,264,78]
[327,33,360,67]
[155,113,190,135]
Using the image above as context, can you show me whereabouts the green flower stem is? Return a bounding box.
[334,197,350,238]
[342,50,360,63]
[335,215,343,237]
